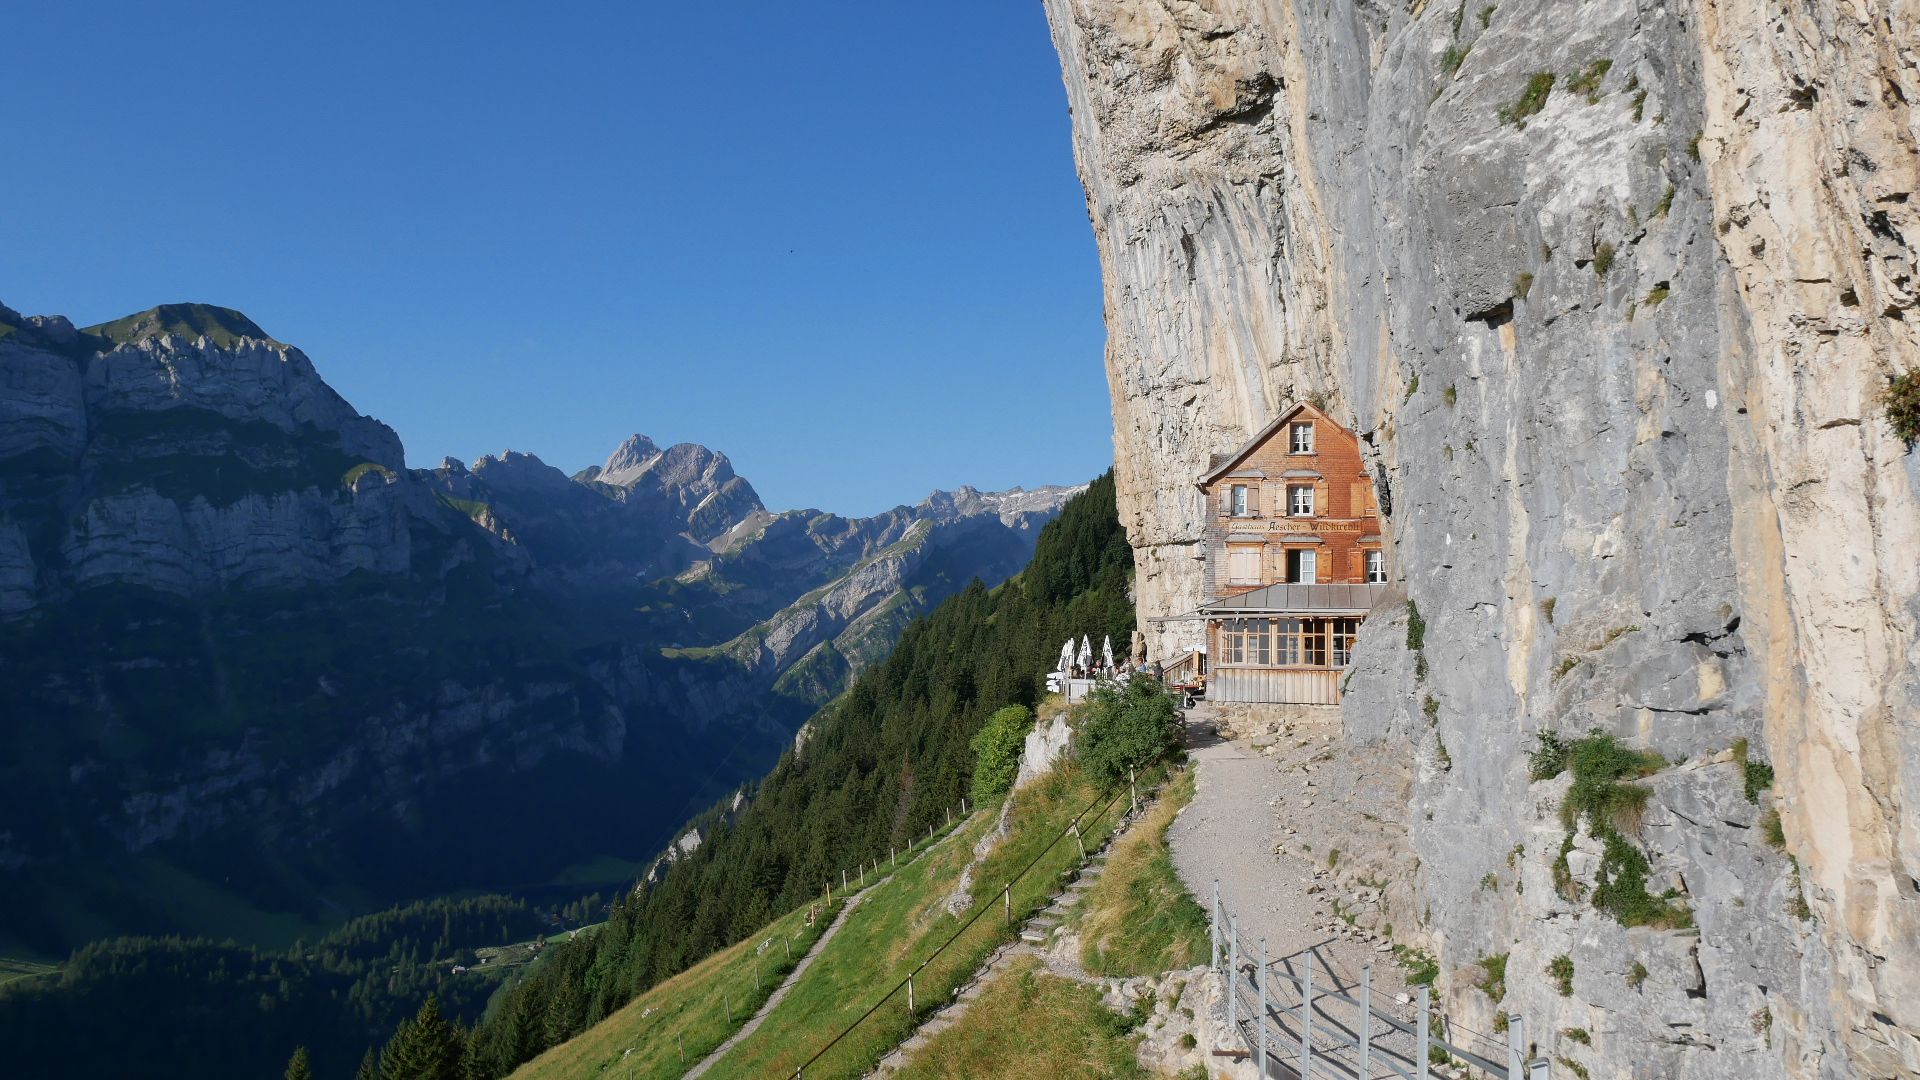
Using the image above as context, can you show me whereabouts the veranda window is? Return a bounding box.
[1222,618,1273,665]
[1331,618,1361,666]
[1366,550,1386,583]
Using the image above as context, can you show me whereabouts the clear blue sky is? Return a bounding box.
[1,2,1111,516]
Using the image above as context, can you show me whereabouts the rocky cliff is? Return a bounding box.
[0,300,1076,953]
[1043,3,1918,1077]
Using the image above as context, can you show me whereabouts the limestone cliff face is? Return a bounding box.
[1044,2,1918,1077]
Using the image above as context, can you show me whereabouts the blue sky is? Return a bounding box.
[1,2,1111,516]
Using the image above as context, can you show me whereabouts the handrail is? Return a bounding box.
[786,774,1141,1078]
[1214,895,1550,1080]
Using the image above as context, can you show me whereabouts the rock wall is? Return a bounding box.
[1043,1,1919,1076]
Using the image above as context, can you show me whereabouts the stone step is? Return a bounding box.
[1020,928,1051,945]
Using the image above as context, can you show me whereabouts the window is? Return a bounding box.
[1366,550,1386,583]
[1290,422,1315,454]
[1289,486,1314,517]
[1331,618,1361,667]
[1230,485,1251,516]
[1286,548,1317,585]
[1227,548,1261,585]
[1222,619,1271,666]
[1272,618,1303,666]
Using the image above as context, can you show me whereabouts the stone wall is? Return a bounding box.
[1042,1,1919,1076]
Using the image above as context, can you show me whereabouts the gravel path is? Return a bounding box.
[1168,703,1428,1080]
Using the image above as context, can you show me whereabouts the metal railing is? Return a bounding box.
[1212,888,1553,1080]
[785,767,1160,1078]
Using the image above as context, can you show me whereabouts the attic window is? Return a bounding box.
[1290,422,1315,453]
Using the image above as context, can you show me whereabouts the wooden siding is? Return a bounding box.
[1211,666,1344,705]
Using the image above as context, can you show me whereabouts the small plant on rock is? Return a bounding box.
[1477,952,1510,1002]
[1499,72,1557,127]
[1549,954,1575,996]
[1565,58,1612,103]
[1881,368,1920,447]
[1514,271,1535,299]
[1627,960,1649,989]
[1593,242,1616,277]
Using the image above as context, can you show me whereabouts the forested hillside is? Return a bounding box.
[454,471,1134,1078]
[0,896,550,1079]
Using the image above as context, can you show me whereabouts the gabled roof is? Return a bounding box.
[1196,401,1345,487]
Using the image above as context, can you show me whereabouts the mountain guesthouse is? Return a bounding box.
[1196,402,1388,704]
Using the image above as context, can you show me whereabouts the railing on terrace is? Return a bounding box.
[1212,889,1554,1080]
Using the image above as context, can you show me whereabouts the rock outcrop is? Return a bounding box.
[1043,2,1919,1077]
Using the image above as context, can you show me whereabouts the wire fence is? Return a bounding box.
[1211,890,1554,1080]
[638,797,977,1077]
[784,766,1161,1079]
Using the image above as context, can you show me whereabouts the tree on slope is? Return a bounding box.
[376,996,465,1080]
[283,1047,314,1080]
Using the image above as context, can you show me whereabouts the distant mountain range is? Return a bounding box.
[0,300,1078,956]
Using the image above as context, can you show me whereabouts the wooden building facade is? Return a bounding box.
[1196,403,1387,705]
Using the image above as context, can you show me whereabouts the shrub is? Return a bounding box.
[1477,952,1510,1002]
[1881,369,1920,447]
[1074,675,1180,786]
[1655,184,1676,219]
[1627,961,1649,988]
[1514,271,1535,299]
[1540,596,1557,623]
[1406,600,1427,651]
[1423,695,1440,723]
[1442,44,1470,76]
[1732,737,1776,803]
[1644,283,1670,307]
[971,704,1035,804]
[1563,732,1664,833]
[1499,72,1556,126]
[1444,384,1458,406]
[1563,1027,1591,1044]
[1478,5,1494,27]
[1593,243,1616,276]
[1548,954,1575,996]
[1530,731,1570,780]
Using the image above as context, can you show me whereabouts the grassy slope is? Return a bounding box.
[511,902,826,1080]
[700,766,1132,1080]
[893,955,1150,1080]
[1075,767,1211,978]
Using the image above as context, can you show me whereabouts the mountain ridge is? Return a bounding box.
[0,299,1079,961]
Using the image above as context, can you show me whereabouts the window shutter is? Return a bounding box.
[1315,479,1329,516]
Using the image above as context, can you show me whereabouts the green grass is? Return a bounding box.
[892,956,1150,1080]
[0,957,60,990]
[1476,952,1509,1003]
[511,900,830,1080]
[1075,768,1209,977]
[1565,58,1612,103]
[1593,242,1616,277]
[697,767,1133,1079]
[1499,73,1556,126]
[1548,953,1574,996]
[82,303,279,349]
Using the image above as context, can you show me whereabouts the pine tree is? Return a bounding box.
[378,996,465,1080]
[284,1047,314,1080]
[355,1047,380,1080]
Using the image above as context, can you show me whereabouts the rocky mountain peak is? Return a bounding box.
[81,303,277,349]
[601,434,663,479]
